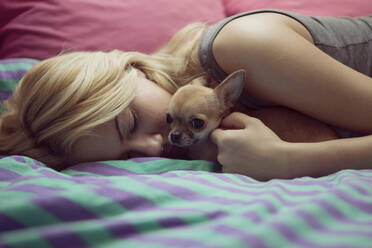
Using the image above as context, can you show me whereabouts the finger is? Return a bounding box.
[220,112,258,129]
[210,128,224,145]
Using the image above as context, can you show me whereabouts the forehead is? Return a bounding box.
[170,85,214,112]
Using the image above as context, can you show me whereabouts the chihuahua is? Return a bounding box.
[166,70,246,160]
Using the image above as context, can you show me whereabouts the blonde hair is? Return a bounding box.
[0,22,208,169]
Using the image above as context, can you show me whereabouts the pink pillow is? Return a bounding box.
[0,0,226,60]
[223,0,372,17]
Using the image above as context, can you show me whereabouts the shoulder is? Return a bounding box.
[212,12,313,73]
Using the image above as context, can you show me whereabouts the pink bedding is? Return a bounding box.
[1,0,371,60]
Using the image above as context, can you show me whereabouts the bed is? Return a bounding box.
[1,1,372,247]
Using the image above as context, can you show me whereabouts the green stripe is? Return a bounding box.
[0,157,42,176]
[62,169,106,177]
[112,176,185,204]
[15,175,130,218]
[111,174,272,232]
[171,171,326,195]
[0,78,18,91]
[323,188,372,220]
[66,220,114,247]
[0,202,60,227]
[105,159,216,174]
[291,207,372,246]
[2,229,52,248]
[0,62,35,72]
[60,190,128,218]
[0,191,35,201]
[105,240,168,248]
[131,220,253,248]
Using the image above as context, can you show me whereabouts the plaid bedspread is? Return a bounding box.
[1,155,371,248]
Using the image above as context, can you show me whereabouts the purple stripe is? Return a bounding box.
[94,186,157,210]
[4,175,45,185]
[204,210,228,220]
[158,216,187,228]
[182,176,300,206]
[234,174,259,184]
[105,217,215,248]
[0,213,24,232]
[0,91,12,101]
[241,211,263,223]
[0,69,28,80]
[0,239,12,248]
[102,219,139,239]
[27,170,164,216]
[5,171,226,221]
[34,196,99,222]
[0,59,38,65]
[314,199,372,226]
[0,167,21,181]
[93,185,228,223]
[271,222,356,248]
[172,170,367,193]
[101,209,225,240]
[8,184,61,195]
[11,155,26,163]
[33,196,97,222]
[135,173,372,224]
[41,227,89,248]
[39,169,113,185]
[297,209,372,236]
[139,177,278,213]
[214,224,268,248]
[179,174,322,198]
[2,155,44,170]
[130,157,165,163]
[29,158,45,169]
[38,170,178,217]
[348,183,372,196]
[348,170,372,178]
[334,189,372,214]
[9,184,99,222]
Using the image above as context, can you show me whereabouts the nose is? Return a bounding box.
[170,131,182,143]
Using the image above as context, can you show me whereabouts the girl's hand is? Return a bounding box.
[210,112,290,181]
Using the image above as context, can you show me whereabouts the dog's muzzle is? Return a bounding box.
[168,131,197,147]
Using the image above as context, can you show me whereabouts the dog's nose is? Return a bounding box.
[170,131,182,143]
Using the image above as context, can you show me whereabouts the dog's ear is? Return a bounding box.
[214,70,245,108]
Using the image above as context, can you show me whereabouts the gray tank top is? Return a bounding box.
[199,9,372,83]
[198,9,372,137]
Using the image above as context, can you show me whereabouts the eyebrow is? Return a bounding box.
[114,116,124,141]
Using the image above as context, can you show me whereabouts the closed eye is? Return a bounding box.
[115,109,137,142]
[129,110,137,134]
[115,116,124,141]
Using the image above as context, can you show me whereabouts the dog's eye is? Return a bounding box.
[166,113,173,124]
[190,118,204,129]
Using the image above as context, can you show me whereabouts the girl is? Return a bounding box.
[1,9,371,180]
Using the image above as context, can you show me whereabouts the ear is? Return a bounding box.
[214,70,245,108]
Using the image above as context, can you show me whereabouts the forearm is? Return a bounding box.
[283,135,372,178]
